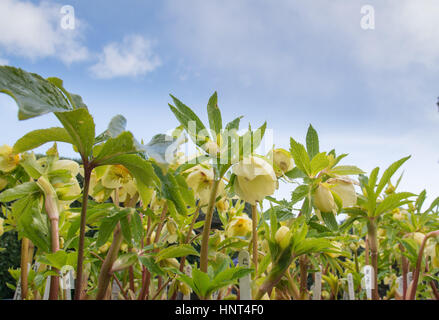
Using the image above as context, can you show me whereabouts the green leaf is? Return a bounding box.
[131,211,144,244]
[310,152,329,176]
[155,244,199,262]
[284,167,307,179]
[330,165,364,176]
[38,251,77,270]
[93,131,137,163]
[0,66,71,120]
[191,268,212,298]
[13,127,73,153]
[291,185,310,204]
[320,211,339,232]
[224,116,243,131]
[290,138,311,176]
[17,197,50,252]
[376,156,411,196]
[96,208,131,247]
[0,182,40,202]
[111,253,138,273]
[375,192,415,216]
[139,257,166,276]
[306,124,319,159]
[120,214,133,244]
[55,108,95,158]
[207,91,222,136]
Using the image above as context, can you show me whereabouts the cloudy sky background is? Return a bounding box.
[1,0,439,207]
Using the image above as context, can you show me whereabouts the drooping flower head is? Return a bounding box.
[232,156,277,205]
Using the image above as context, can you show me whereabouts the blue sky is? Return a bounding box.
[1,0,439,205]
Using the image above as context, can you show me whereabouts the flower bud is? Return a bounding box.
[412,232,426,246]
[313,183,336,213]
[271,149,294,177]
[0,145,19,173]
[0,217,4,237]
[232,156,277,205]
[275,226,292,249]
[166,219,177,235]
[178,281,191,296]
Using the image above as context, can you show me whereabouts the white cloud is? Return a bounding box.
[89,35,161,79]
[0,0,89,64]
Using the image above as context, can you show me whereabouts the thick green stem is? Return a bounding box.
[37,176,61,300]
[74,163,92,300]
[199,179,220,273]
[251,204,258,275]
[408,230,439,300]
[20,237,30,300]
[299,255,308,300]
[367,218,379,300]
[96,222,124,300]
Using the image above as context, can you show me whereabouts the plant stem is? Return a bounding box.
[74,162,92,300]
[399,244,409,299]
[96,222,124,299]
[37,176,61,300]
[251,204,258,275]
[408,230,439,300]
[299,255,308,300]
[20,237,29,300]
[367,218,379,300]
[200,179,220,273]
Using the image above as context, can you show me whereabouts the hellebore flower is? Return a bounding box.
[270,148,294,177]
[232,156,277,205]
[227,214,252,237]
[313,177,357,213]
[275,226,292,249]
[185,164,225,206]
[0,145,19,172]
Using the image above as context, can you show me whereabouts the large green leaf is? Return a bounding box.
[55,108,95,158]
[93,131,137,163]
[375,192,415,216]
[13,127,73,153]
[17,197,50,252]
[207,91,222,136]
[330,165,364,176]
[0,66,71,120]
[290,138,311,176]
[306,124,319,159]
[155,244,199,262]
[376,156,411,196]
[0,182,40,202]
[310,152,329,176]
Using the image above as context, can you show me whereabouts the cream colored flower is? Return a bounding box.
[313,178,356,213]
[227,214,252,237]
[275,226,291,249]
[232,156,277,205]
[411,232,426,247]
[271,148,294,177]
[185,164,225,206]
[313,183,336,213]
[0,145,19,172]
